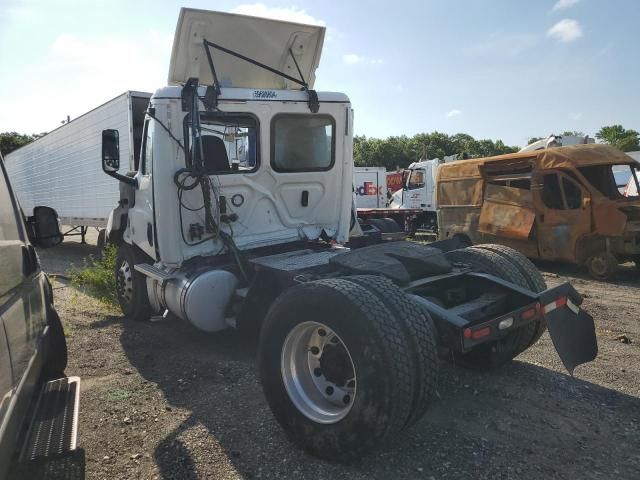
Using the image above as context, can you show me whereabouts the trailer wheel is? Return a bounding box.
[115,243,152,322]
[445,247,539,369]
[259,279,415,461]
[343,275,438,427]
[586,252,618,280]
[471,244,547,347]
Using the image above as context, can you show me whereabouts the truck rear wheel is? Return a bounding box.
[445,247,540,369]
[115,243,152,322]
[343,275,438,427]
[471,244,547,347]
[259,278,415,461]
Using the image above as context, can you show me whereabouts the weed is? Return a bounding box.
[108,388,131,401]
[70,244,118,305]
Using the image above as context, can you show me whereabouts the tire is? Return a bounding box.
[587,252,618,281]
[343,275,438,427]
[366,218,389,233]
[115,243,152,321]
[258,278,415,461]
[444,247,539,369]
[379,217,402,233]
[43,308,68,380]
[471,244,547,347]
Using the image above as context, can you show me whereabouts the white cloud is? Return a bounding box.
[446,109,462,118]
[231,3,325,25]
[569,112,583,120]
[342,53,383,65]
[343,53,362,64]
[552,0,579,12]
[547,19,583,42]
[0,31,173,133]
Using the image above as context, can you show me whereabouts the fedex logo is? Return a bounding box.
[355,181,382,196]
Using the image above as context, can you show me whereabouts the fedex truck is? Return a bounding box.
[354,167,387,208]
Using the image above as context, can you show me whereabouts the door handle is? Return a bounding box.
[301,190,309,207]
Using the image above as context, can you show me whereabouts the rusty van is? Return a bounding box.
[437,144,640,280]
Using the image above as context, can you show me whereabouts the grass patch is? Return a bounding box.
[108,388,131,401]
[70,244,118,305]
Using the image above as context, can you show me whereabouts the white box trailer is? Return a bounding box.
[4,91,151,241]
[354,166,387,208]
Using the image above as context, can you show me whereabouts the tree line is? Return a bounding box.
[2,124,638,169]
[354,125,639,171]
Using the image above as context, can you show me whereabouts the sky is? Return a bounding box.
[1,0,639,148]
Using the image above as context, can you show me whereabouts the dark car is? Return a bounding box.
[0,152,80,478]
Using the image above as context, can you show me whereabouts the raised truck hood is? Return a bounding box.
[168,8,325,89]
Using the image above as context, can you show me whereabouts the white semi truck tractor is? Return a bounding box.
[101,8,598,460]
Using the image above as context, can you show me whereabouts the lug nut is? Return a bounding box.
[325,386,334,395]
[310,346,320,355]
[343,395,350,404]
[313,368,322,377]
[318,328,326,337]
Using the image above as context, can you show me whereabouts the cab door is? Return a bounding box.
[126,118,156,260]
[534,171,591,261]
[403,168,428,209]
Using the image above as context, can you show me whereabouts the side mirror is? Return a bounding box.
[101,129,136,186]
[102,129,120,173]
[28,206,63,248]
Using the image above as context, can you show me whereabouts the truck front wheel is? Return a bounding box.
[259,278,415,461]
[115,243,152,321]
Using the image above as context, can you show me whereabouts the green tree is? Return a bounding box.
[596,125,640,152]
[0,132,35,155]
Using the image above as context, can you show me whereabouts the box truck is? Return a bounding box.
[4,91,151,243]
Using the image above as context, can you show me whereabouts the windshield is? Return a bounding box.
[578,164,639,200]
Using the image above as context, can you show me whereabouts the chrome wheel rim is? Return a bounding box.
[116,259,134,305]
[281,321,356,424]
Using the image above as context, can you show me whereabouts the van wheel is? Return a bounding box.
[445,247,540,369]
[587,252,618,280]
[43,308,68,380]
[259,278,415,461]
[115,243,152,321]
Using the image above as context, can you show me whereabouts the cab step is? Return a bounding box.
[134,263,174,282]
[20,376,81,462]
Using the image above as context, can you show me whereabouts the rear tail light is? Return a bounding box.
[463,326,491,340]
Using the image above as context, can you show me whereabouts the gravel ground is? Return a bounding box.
[35,232,640,479]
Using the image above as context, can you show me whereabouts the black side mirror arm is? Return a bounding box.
[104,170,138,187]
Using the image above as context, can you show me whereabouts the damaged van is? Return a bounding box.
[437,144,640,280]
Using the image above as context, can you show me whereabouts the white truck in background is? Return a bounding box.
[4,91,151,244]
[389,158,441,231]
[519,134,594,152]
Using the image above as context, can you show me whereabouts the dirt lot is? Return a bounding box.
[35,232,640,479]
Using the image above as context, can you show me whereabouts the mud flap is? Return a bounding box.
[540,284,598,375]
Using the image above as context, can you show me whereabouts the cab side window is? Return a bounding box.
[407,170,425,190]
[142,120,153,175]
[542,174,564,209]
[562,177,582,209]
[0,171,20,242]
[542,173,583,210]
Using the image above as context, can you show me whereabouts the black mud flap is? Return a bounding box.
[539,283,598,375]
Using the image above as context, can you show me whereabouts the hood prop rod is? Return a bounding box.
[202,39,319,113]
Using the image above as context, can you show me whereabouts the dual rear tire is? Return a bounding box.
[258,276,438,461]
[445,244,547,369]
